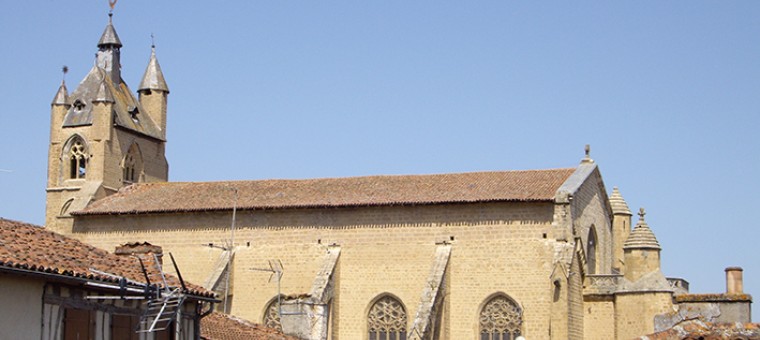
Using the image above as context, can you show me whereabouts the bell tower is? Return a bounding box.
[45,13,169,234]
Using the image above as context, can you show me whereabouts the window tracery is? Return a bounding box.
[368,295,407,340]
[479,295,522,340]
[66,137,87,179]
[263,298,282,331]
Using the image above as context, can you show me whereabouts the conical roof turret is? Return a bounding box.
[51,80,69,106]
[98,13,122,48]
[623,208,661,250]
[609,187,632,215]
[138,46,169,93]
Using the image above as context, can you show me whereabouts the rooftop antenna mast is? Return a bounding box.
[251,260,284,324]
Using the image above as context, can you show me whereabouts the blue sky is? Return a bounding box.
[1,1,758,295]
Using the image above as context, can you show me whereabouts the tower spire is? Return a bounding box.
[138,42,169,93]
[96,12,122,85]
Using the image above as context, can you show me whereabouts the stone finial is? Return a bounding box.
[581,144,594,164]
[623,207,661,250]
[609,186,632,215]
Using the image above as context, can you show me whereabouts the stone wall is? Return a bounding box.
[71,201,569,339]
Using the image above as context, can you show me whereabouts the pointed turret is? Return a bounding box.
[610,187,633,273]
[139,46,169,93]
[623,208,662,282]
[51,80,70,106]
[96,13,122,85]
[623,208,660,251]
[98,13,122,48]
[138,45,169,135]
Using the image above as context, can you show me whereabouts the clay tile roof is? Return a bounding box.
[638,320,760,339]
[0,218,213,298]
[76,168,576,215]
[200,312,299,340]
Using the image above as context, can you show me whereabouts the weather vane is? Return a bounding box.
[109,0,118,11]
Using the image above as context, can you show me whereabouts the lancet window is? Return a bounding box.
[368,295,407,340]
[479,294,522,340]
[587,226,597,274]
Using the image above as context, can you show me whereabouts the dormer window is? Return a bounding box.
[128,106,140,122]
[72,99,85,112]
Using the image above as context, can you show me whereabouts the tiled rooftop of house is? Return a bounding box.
[0,218,213,297]
[639,320,760,340]
[200,312,298,340]
[76,168,576,215]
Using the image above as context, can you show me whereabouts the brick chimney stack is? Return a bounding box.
[725,267,744,294]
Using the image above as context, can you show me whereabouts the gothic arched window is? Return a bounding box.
[122,143,143,183]
[263,297,282,332]
[587,226,598,275]
[368,295,407,340]
[65,136,88,179]
[479,294,522,340]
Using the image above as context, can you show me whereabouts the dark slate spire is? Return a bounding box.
[96,13,122,85]
[138,46,169,93]
[98,13,122,48]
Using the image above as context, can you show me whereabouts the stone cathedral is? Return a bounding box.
[44,14,752,340]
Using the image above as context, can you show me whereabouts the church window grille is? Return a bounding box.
[368,295,407,340]
[479,294,522,340]
[263,298,282,332]
[68,138,87,179]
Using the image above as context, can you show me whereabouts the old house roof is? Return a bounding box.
[638,320,760,340]
[75,168,576,215]
[0,218,213,298]
[200,312,298,340]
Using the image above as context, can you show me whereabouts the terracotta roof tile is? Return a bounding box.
[0,218,213,298]
[639,320,760,339]
[200,312,298,340]
[77,168,575,215]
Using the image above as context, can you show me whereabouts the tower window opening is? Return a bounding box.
[122,143,143,183]
[68,139,87,179]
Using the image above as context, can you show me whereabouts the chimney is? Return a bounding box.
[115,242,163,265]
[725,267,744,294]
